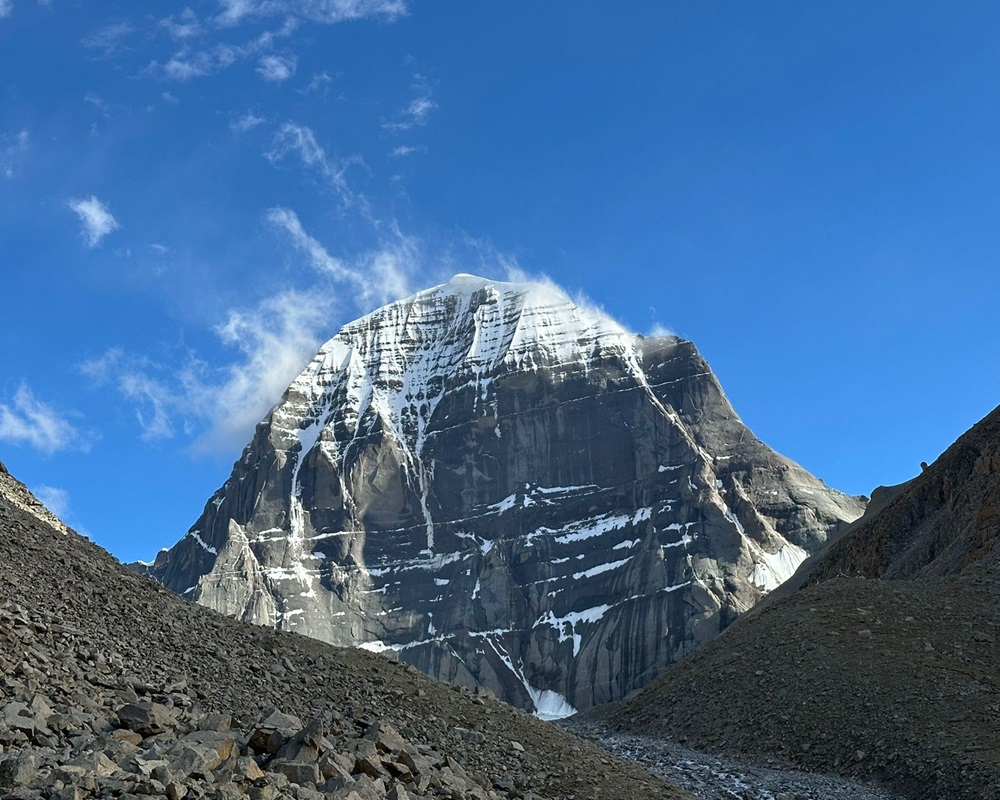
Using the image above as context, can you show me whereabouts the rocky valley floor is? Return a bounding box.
[0,482,692,800]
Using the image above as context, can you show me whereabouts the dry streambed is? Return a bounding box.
[560,718,903,800]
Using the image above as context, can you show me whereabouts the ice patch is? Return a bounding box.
[358,640,392,653]
[484,635,577,720]
[723,505,745,535]
[535,604,611,656]
[553,512,633,544]
[572,557,632,580]
[748,541,808,591]
[661,533,693,549]
[186,531,217,556]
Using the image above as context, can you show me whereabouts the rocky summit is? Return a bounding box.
[0,461,691,800]
[139,274,863,715]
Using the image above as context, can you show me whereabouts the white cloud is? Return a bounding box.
[148,17,297,81]
[266,122,366,211]
[231,111,266,132]
[82,290,336,455]
[383,73,435,131]
[32,485,70,519]
[81,21,135,57]
[257,53,296,82]
[85,205,421,455]
[266,207,347,275]
[197,290,335,453]
[120,372,175,441]
[648,323,676,338]
[159,8,203,39]
[80,349,175,442]
[0,384,90,455]
[149,243,170,255]
[389,144,419,158]
[266,206,414,305]
[158,47,232,80]
[300,71,333,94]
[217,0,407,26]
[0,129,29,178]
[0,1,12,18]
[68,195,119,248]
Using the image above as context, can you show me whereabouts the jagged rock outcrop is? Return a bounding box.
[139,275,863,714]
[0,458,69,535]
[807,403,1000,580]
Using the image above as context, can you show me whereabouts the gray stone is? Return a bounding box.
[270,759,320,786]
[117,702,176,736]
[0,753,37,788]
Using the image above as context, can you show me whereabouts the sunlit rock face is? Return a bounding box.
[140,274,863,716]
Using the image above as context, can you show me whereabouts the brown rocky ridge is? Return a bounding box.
[589,404,1000,800]
[0,461,692,800]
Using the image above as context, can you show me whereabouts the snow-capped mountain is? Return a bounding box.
[139,274,863,716]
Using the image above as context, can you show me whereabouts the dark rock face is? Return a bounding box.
[140,275,863,714]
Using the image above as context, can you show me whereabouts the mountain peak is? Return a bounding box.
[143,277,863,716]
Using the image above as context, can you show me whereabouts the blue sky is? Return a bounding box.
[1,2,998,562]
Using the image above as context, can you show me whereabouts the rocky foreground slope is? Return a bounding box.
[140,274,862,715]
[592,405,1000,800]
[0,463,690,800]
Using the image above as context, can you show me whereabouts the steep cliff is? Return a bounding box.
[140,275,863,714]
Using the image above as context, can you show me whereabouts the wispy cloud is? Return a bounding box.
[0,1,12,19]
[82,290,336,455]
[266,206,413,305]
[216,0,408,27]
[197,290,336,453]
[0,384,90,455]
[256,53,296,82]
[300,71,333,95]
[81,350,176,442]
[231,110,266,132]
[148,17,297,81]
[86,204,420,456]
[159,8,203,40]
[389,144,420,158]
[383,73,435,131]
[1,129,29,178]
[68,195,119,248]
[648,322,676,338]
[81,21,135,57]
[266,122,366,210]
[265,207,347,275]
[84,93,110,113]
